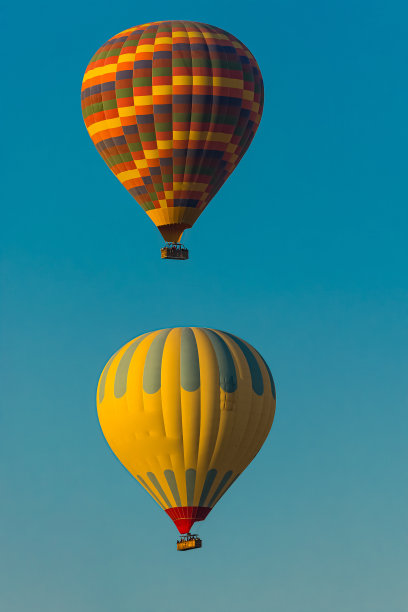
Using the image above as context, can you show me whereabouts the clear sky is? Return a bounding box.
[1,1,407,611]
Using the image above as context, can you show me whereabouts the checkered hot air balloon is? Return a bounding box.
[81,21,264,257]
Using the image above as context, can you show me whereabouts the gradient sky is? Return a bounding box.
[1,1,407,611]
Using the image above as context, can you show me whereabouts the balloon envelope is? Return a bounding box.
[82,21,264,243]
[97,327,276,534]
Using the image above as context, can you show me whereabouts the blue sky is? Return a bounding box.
[1,1,407,610]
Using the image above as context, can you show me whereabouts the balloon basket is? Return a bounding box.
[176,534,202,551]
[161,243,189,260]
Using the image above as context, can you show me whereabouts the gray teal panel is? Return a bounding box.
[198,469,218,507]
[143,329,171,394]
[258,352,276,399]
[180,328,200,391]
[203,329,237,393]
[114,333,149,398]
[147,472,171,507]
[223,332,264,395]
[208,470,233,506]
[98,350,118,403]
[164,470,182,507]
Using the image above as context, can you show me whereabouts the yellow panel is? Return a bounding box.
[135,159,148,169]
[173,76,193,86]
[212,77,243,89]
[98,335,151,475]
[128,334,178,507]
[97,345,129,463]
[136,44,155,52]
[191,328,221,506]
[152,85,173,96]
[202,32,229,40]
[157,140,173,150]
[181,385,201,471]
[206,332,252,479]
[160,328,187,505]
[117,169,141,182]
[172,182,207,193]
[187,32,204,39]
[242,89,255,101]
[237,350,276,474]
[216,332,275,479]
[118,106,137,117]
[172,131,190,140]
[144,150,159,159]
[192,76,212,86]
[98,332,173,508]
[205,132,233,143]
[134,95,153,106]
[88,118,122,137]
[83,64,117,82]
[117,53,137,64]
[226,143,238,153]
[145,206,201,229]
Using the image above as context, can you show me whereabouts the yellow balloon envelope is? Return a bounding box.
[97,328,276,534]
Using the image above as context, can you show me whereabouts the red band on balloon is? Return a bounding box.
[165,506,212,534]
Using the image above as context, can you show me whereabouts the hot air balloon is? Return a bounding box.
[82,21,264,259]
[97,327,276,550]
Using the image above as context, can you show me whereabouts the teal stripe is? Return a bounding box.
[147,472,171,507]
[98,350,118,403]
[180,328,200,391]
[223,332,264,396]
[203,330,237,393]
[137,475,165,509]
[185,469,196,506]
[198,469,218,506]
[114,333,149,398]
[208,470,233,506]
[257,353,276,399]
[164,470,182,507]
[143,329,171,393]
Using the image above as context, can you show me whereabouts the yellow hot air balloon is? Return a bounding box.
[97,327,276,548]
